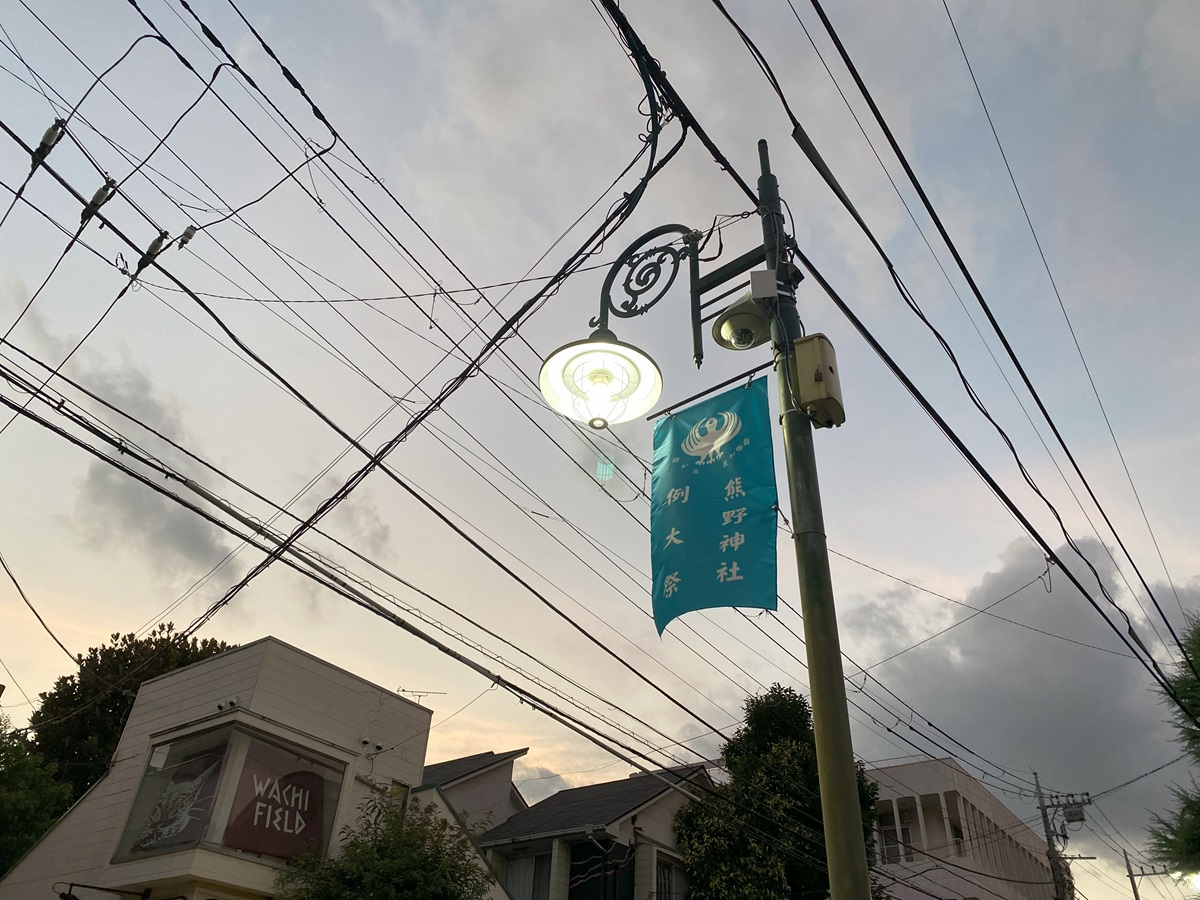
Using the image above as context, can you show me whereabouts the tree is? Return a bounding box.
[675,684,882,900]
[0,713,72,875]
[30,623,233,802]
[276,795,496,900]
[1149,616,1200,871]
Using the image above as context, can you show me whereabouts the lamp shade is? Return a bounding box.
[539,328,662,429]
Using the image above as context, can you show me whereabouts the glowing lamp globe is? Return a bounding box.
[539,328,662,429]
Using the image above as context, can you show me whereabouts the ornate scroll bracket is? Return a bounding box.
[591,224,701,331]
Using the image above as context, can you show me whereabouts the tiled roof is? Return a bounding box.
[481,767,704,845]
[421,748,528,788]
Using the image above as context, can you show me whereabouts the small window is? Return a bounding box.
[657,857,688,899]
[505,854,551,900]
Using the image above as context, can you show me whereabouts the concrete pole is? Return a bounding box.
[1035,773,1067,900]
[758,138,871,900]
[1124,850,1142,900]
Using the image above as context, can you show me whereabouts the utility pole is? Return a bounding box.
[1036,773,1092,900]
[759,139,871,900]
[1124,850,1142,900]
[1036,773,1069,900]
[1123,848,1172,900]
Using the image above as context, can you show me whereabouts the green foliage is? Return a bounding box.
[675,684,882,900]
[276,795,495,900]
[30,623,233,802]
[0,713,72,875]
[1149,616,1200,870]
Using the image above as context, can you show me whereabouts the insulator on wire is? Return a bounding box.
[31,119,66,169]
[136,230,170,272]
[177,225,198,250]
[81,178,116,227]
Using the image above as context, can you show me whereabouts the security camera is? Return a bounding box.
[227,697,238,708]
[361,736,371,747]
[374,742,384,753]
[216,701,225,711]
[712,293,771,352]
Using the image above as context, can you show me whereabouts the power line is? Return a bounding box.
[0,549,75,664]
[795,0,1198,686]
[939,0,1187,624]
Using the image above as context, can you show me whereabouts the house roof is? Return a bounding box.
[480,767,705,845]
[421,748,529,789]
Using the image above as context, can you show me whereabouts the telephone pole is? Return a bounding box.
[1036,773,1070,900]
[1123,848,1172,900]
[1036,774,1093,900]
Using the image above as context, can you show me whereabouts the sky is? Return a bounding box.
[1,1,1199,899]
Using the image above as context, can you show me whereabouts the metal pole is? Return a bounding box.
[1124,850,1142,900]
[759,138,871,900]
[1035,773,1067,900]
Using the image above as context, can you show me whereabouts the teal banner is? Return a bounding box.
[651,378,778,634]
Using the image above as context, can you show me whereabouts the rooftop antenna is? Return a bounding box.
[397,687,447,704]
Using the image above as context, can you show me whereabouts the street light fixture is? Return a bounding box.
[538,327,662,430]
[537,140,871,900]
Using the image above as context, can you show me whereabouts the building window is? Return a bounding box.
[657,857,688,900]
[506,853,551,900]
[115,726,232,858]
[115,725,345,863]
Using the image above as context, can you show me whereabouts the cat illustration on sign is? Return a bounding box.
[132,760,219,851]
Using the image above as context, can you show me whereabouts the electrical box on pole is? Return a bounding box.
[791,334,845,428]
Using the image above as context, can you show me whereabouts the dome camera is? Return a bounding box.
[712,293,771,352]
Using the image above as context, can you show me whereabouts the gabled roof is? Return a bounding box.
[421,748,529,789]
[480,766,705,845]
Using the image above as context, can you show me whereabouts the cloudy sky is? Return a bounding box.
[2,1,1199,898]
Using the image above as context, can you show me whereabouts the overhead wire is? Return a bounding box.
[0,41,756,748]
[0,549,75,664]
[692,0,1200,728]
[2,3,1104,864]
[790,0,1196,680]
[2,14,1022,883]
[939,0,1187,623]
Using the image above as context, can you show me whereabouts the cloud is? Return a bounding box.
[1141,2,1200,117]
[846,535,1196,859]
[64,356,240,584]
[73,459,235,578]
[513,761,571,805]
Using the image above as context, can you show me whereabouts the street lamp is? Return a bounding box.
[538,328,662,430]
[537,140,871,900]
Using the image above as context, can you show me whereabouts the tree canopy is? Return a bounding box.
[1148,617,1200,871]
[675,684,882,900]
[276,795,495,900]
[30,623,233,802]
[0,713,72,875]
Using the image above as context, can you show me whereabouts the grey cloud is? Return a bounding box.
[73,460,235,579]
[848,536,1194,861]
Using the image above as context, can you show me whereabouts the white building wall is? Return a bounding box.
[0,637,432,900]
[868,759,1054,900]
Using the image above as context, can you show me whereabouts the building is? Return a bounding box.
[421,748,530,833]
[477,767,705,900]
[868,757,1055,900]
[0,637,501,900]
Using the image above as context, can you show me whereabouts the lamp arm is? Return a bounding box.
[592,223,700,343]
